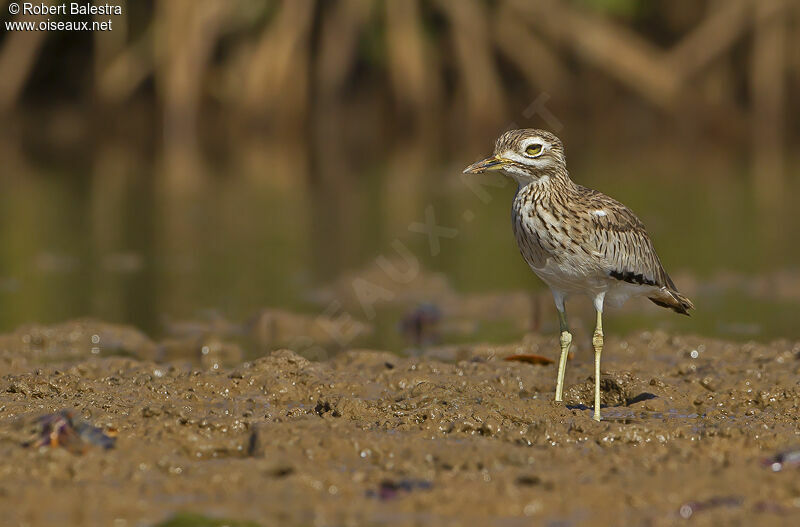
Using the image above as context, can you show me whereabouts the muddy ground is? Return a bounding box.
[1,318,800,526]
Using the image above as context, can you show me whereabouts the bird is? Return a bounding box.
[463,129,693,421]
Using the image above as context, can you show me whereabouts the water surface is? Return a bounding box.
[1,139,798,349]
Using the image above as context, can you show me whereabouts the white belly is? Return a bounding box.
[531,257,658,307]
[529,256,605,297]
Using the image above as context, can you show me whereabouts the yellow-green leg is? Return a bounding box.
[555,309,572,402]
[592,309,604,421]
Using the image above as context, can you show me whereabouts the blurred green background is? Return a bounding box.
[0,0,799,348]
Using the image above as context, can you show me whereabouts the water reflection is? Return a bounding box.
[0,136,798,349]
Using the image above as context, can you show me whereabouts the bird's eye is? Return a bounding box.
[525,144,543,156]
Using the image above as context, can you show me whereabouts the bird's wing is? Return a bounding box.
[578,187,675,289]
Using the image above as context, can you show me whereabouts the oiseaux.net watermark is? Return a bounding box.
[6,2,122,32]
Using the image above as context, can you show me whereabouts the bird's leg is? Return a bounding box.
[592,309,604,421]
[555,309,572,402]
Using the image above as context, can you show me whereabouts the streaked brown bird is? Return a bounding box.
[463,129,693,421]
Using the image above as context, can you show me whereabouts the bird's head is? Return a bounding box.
[463,129,567,185]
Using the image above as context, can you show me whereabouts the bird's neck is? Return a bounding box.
[515,168,575,201]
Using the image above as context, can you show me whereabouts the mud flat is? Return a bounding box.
[1,319,800,526]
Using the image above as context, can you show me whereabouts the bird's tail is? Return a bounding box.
[648,287,694,316]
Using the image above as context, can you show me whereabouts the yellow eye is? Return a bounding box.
[525,144,543,156]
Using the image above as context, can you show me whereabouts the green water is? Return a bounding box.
[0,141,798,348]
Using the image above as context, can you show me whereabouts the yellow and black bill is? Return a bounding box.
[462,156,507,174]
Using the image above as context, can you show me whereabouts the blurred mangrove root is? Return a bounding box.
[158,0,231,190]
[436,0,505,127]
[493,3,568,95]
[0,0,794,169]
[96,23,155,104]
[665,0,750,83]
[0,11,48,112]
[317,0,372,101]
[385,0,440,122]
[751,0,788,208]
[242,0,315,128]
[508,0,679,109]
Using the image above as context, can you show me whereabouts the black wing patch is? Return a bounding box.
[609,269,658,287]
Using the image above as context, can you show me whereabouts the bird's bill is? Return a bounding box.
[462,156,507,174]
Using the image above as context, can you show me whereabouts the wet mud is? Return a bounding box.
[2,319,800,526]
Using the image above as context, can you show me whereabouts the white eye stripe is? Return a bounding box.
[521,137,545,148]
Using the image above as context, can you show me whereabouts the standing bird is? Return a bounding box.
[463,129,693,421]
